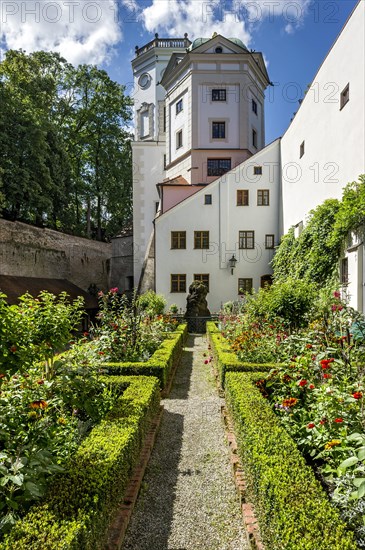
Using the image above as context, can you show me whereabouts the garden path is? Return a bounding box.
[122,334,248,550]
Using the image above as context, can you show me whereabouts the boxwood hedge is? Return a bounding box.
[0,375,161,550]
[225,371,358,550]
[206,321,278,387]
[102,324,187,388]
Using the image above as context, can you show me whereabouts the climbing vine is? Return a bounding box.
[273,175,365,287]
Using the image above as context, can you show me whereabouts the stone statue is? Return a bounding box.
[185,281,211,318]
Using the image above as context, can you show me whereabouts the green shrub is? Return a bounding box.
[225,372,357,550]
[207,322,274,387]
[137,290,166,316]
[0,376,160,550]
[102,325,187,388]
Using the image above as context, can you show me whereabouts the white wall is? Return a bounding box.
[155,139,281,311]
[281,1,365,232]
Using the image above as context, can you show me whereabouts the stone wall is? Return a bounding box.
[0,219,112,291]
[110,234,134,292]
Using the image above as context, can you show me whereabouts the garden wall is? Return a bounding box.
[0,219,111,292]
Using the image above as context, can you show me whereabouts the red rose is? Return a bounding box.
[309,384,315,389]
[307,423,315,429]
[204,360,209,364]
[299,379,307,387]
[334,418,343,423]
[306,344,312,349]
[352,391,363,399]
[323,373,332,379]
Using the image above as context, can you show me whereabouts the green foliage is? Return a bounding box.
[242,279,317,330]
[137,290,166,316]
[102,325,188,388]
[0,376,161,549]
[0,49,133,239]
[207,322,274,388]
[332,175,365,247]
[225,372,357,550]
[0,291,84,377]
[273,199,341,285]
[273,176,365,289]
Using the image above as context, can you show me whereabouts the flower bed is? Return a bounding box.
[0,375,160,550]
[206,322,277,388]
[101,324,187,389]
[225,371,357,550]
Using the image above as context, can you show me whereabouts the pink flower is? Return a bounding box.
[333,291,341,298]
[110,287,119,294]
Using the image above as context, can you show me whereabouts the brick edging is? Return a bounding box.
[221,405,265,550]
[105,405,164,549]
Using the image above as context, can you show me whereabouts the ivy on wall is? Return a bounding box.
[273,175,365,287]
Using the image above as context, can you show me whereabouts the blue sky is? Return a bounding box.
[0,0,359,143]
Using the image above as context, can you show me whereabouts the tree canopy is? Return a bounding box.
[0,50,133,240]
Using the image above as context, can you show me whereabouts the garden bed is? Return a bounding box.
[224,371,357,550]
[0,375,161,550]
[206,322,278,388]
[102,324,187,390]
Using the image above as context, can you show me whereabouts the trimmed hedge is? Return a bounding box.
[225,372,358,550]
[102,324,187,389]
[206,321,279,388]
[0,376,161,550]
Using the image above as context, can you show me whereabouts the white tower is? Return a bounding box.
[131,34,191,291]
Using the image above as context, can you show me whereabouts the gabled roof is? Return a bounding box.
[160,34,270,89]
[187,35,248,53]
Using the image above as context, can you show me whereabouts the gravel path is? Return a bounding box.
[122,334,248,550]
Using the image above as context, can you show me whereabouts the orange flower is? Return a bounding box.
[282,397,298,408]
[29,400,48,410]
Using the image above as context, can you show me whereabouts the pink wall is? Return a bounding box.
[162,185,205,212]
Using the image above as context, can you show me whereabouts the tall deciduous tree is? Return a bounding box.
[0,50,133,239]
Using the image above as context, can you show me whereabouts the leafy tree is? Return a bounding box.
[0,50,133,239]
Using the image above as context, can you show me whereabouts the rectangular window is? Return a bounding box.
[239,230,254,249]
[300,140,305,158]
[212,89,226,101]
[155,201,159,213]
[252,99,258,114]
[254,166,262,175]
[341,258,348,284]
[163,154,167,169]
[176,99,183,114]
[212,121,226,139]
[257,190,269,206]
[163,106,166,132]
[207,158,231,177]
[252,129,257,148]
[204,194,212,205]
[171,231,186,249]
[340,83,349,110]
[237,190,249,206]
[176,130,183,149]
[171,274,186,293]
[193,274,210,292]
[194,231,209,249]
[238,278,253,294]
[265,234,275,249]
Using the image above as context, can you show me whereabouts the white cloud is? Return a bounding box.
[0,0,122,65]
[141,0,312,42]
[142,0,251,45]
